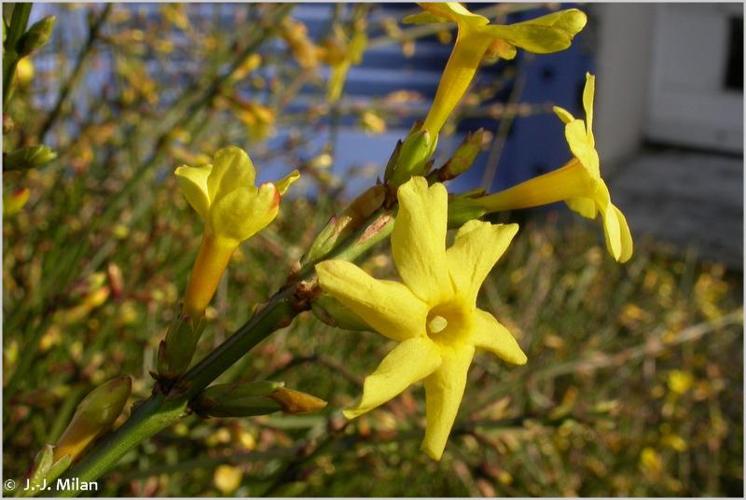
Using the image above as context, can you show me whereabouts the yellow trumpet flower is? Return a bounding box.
[316,177,526,460]
[474,73,633,263]
[404,3,587,138]
[176,146,299,316]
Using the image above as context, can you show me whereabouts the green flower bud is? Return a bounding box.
[302,185,386,265]
[312,292,370,331]
[437,129,488,181]
[3,144,57,171]
[193,381,327,417]
[386,122,438,186]
[16,15,55,56]
[269,387,327,414]
[53,376,131,462]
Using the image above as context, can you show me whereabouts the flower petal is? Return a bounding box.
[422,343,475,460]
[175,164,212,219]
[471,309,527,365]
[565,196,597,219]
[315,260,428,342]
[207,146,256,203]
[446,220,518,304]
[485,9,587,54]
[564,119,600,177]
[274,169,300,195]
[418,2,489,27]
[209,183,278,243]
[611,203,633,263]
[392,177,451,304]
[552,105,575,125]
[601,202,622,262]
[583,72,595,140]
[344,336,442,419]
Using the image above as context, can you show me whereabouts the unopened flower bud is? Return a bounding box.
[385,123,438,186]
[270,387,328,415]
[53,376,131,462]
[193,380,284,418]
[3,144,57,171]
[3,187,30,216]
[17,16,56,56]
[303,185,385,265]
[437,129,488,181]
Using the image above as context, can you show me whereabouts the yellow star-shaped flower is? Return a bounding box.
[404,3,587,137]
[176,146,299,316]
[316,177,526,460]
[472,73,633,263]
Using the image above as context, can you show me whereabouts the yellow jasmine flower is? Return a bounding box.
[404,3,587,138]
[473,73,633,263]
[321,20,367,103]
[176,146,299,316]
[316,177,526,460]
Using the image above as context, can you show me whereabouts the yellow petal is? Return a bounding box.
[446,221,518,303]
[418,2,489,27]
[552,105,575,125]
[274,169,300,195]
[486,8,586,54]
[583,72,595,139]
[392,177,451,304]
[209,183,278,243]
[207,146,256,203]
[612,203,633,263]
[471,309,527,365]
[175,164,212,219]
[316,260,428,342]
[564,119,600,177]
[601,202,622,262]
[344,336,442,419]
[422,343,474,460]
[565,196,597,219]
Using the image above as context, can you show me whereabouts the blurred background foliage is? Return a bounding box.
[2,2,743,497]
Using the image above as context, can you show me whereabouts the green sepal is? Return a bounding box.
[311,292,370,331]
[156,313,207,380]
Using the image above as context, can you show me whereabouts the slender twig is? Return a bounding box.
[37,4,112,142]
[2,3,33,109]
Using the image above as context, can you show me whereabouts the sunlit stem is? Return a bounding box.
[183,233,237,317]
[477,158,592,212]
[422,28,490,138]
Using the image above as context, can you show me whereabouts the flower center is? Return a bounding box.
[425,300,471,346]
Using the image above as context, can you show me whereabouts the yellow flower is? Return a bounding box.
[321,22,367,103]
[473,73,633,263]
[316,177,526,460]
[404,3,587,137]
[176,146,299,316]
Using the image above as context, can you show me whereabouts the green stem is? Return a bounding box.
[3,3,32,109]
[56,395,187,497]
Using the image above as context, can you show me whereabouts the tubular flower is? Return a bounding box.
[316,177,526,460]
[474,73,633,263]
[404,3,587,138]
[176,146,299,316]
